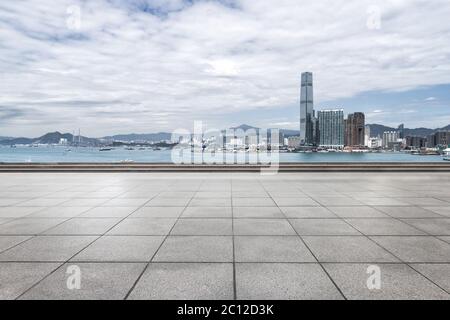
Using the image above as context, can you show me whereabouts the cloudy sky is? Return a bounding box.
[1,0,450,137]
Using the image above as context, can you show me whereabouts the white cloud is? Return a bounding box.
[0,0,450,136]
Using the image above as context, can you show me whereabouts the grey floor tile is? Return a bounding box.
[0,262,61,299]
[232,198,276,207]
[236,263,343,300]
[44,218,121,235]
[61,198,109,207]
[234,219,296,235]
[0,218,67,235]
[403,219,450,235]
[181,207,232,218]
[371,236,450,262]
[0,207,43,218]
[397,197,449,206]
[157,191,195,198]
[27,207,92,218]
[100,198,150,207]
[128,263,233,300]
[268,191,306,198]
[194,192,231,198]
[153,236,233,262]
[0,199,26,206]
[273,197,319,206]
[303,236,399,263]
[171,219,232,235]
[235,236,316,262]
[20,263,145,300]
[130,207,184,218]
[146,198,190,207]
[233,207,284,218]
[439,236,450,244]
[280,207,336,218]
[357,198,410,206]
[376,206,443,218]
[411,264,450,293]
[0,236,31,252]
[72,236,164,262]
[345,219,425,236]
[16,198,70,207]
[423,207,450,217]
[107,218,176,235]
[290,219,360,235]
[0,218,11,225]
[324,263,449,299]
[328,206,389,218]
[315,197,364,206]
[189,198,231,207]
[0,236,97,261]
[79,207,137,218]
[232,191,268,198]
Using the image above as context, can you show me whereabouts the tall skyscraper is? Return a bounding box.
[398,124,405,139]
[364,125,371,147]
[300,72,314,145]
[318,109,344,148]
[345,112,365,146]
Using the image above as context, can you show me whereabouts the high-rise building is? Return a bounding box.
[433,131,450,147]
[398,124,405,139]
[300,72,314,145]
[344,112,365,146]
[382,131,399,148]
[405,136,427,148]
[317,109,344,148]
[364,125,371,147]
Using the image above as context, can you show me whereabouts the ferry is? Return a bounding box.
[443,148,450,161]
[99,147,113,151]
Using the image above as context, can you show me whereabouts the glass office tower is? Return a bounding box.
[300,72,314,145]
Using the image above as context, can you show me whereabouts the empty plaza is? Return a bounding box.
[0,171,449,300]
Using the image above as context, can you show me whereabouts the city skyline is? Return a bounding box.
[1,0,450,137]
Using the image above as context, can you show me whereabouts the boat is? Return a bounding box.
[443,148,450,161]
[120,159,135,163]
[99,147,113,151]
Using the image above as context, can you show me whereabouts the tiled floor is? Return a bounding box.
[0,172,449,300]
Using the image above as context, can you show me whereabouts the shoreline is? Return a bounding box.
[1,162,449,172]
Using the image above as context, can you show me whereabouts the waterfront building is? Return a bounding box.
[288,136,301,148]
[267,129,284,147]
[368,136,382,149]
[382,131,399,148]
[428,131,450,147]
[405,136,427,149]
[317,109,344,149]
[364,125,371,147]
[398,124,405,139]
[344,112,365,147]
[299,72,315,145]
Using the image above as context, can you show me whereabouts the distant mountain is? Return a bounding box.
[2,123,448,146]
[230,124,260,131]
[0,132,100,146]
[230,125,299,137]
[280,129,299,137]
[101,132,172,142]
[368,124,450,137]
